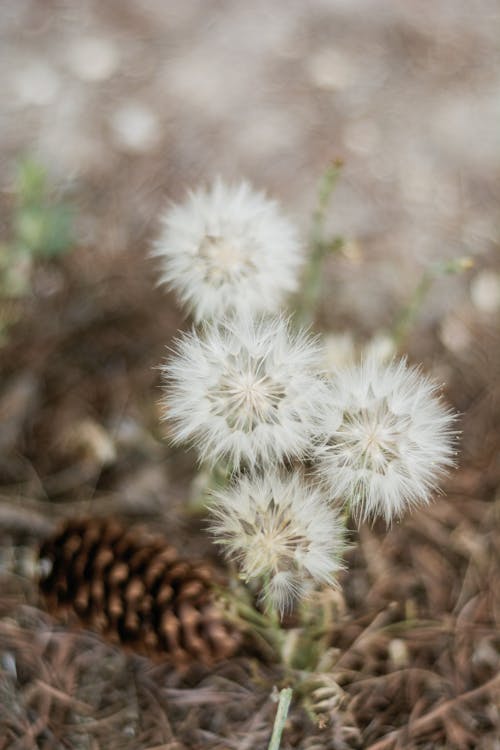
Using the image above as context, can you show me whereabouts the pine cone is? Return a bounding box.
[38,517,240,667]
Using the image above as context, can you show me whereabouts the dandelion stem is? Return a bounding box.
[392,256,474,347]
[392,270,433,348]
[188,461,232,514]
[296,160,344,326]
[268,687,293,750]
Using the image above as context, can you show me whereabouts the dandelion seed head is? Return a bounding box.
[154,179,303,322]
[316,357,457,523]
[162,315,329,467]
[210,473,346,614]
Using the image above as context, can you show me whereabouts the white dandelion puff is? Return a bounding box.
[209,473,346,614]
[153,179,303,322]
[162,314,330,467]
[315,357,457,523]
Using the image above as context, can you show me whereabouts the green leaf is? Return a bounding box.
[16,158,47,206]
[14,204,73,257]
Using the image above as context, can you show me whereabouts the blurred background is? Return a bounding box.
[0,2,499,748]
[1,0,499,325]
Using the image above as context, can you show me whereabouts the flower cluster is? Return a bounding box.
[157,178,457,613]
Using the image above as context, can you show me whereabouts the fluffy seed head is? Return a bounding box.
[154,179,303,322]
[210,473,346,614]
[162,315,329,467]
[315,357,457,523]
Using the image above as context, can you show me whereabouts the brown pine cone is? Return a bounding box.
[38,517,240,667]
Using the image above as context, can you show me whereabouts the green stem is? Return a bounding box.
[211,580,285,657]
[261,573,282,628]
[268,688,293,750]
[295,161,343,326]
[392,270,433,348]
[392,256,474,348]
[187,460,232,514]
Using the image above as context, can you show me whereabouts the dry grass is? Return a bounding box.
[0,244,498,749]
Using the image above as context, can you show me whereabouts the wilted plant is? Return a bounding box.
[155,173,459,733]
